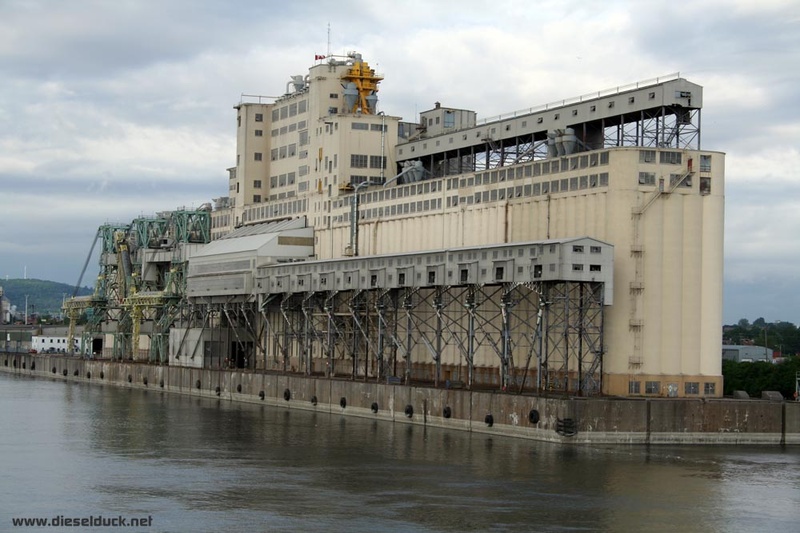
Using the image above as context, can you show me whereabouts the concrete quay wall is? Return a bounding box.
[3,353,799,446]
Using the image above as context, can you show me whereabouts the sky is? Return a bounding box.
[0,0,798,325]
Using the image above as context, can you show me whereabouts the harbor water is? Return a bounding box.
[1,373,798,532]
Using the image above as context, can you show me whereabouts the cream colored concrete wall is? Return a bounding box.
[311,148,725,396]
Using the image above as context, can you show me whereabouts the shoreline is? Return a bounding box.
[3,352,798,446]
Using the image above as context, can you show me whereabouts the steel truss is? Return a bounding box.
[255,280,604,394]
[408,104,700,179]
[186,299,260,369]
[541,281,605,395]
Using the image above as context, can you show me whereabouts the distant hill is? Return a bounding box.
[0,279,93,316]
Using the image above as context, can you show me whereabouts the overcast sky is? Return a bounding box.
[1,0,798,324]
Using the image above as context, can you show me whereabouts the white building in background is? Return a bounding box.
[722,345,773,363]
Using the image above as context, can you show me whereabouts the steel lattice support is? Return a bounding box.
[541,281,605,395]
[253,279,601,393]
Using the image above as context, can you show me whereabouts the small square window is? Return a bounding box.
[629,381,641,394]
[704,382,716,395]
[255,113,263,122]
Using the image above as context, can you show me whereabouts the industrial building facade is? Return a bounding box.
[67,52,724,398]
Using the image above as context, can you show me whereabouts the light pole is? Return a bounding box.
[350,180,380,257]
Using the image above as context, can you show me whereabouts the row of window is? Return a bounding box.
[443,152,609,191]
[243,198,309,223]
[271,100,308,122]
[271,121,308,138]
[269,173,297,188]
[350,154,387,169]
[352,123,388,132]
[211,213,232,229]
[272,244,604,275]
[333,170,610,212]
[628,381,716,395]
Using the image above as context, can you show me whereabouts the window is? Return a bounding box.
[351,154,368,168]
[495,266,504,280]
[629,381,641,394]
[638,172,656,186]
[685,382,699,395]
[254,113,263,122]
[572,264,584,271]
[254,129,263,137]
[700,177,711,195]
[645,381,661,394]
[352,122,368,130]
[700,154,712,172]
[590,246,601,254]
[589,264,602,272]
[640,150,656,163]
[369,156,386,169]
[573,245,584,253]
[444,110,454,128]
[660,151,682,164]
[253,180,262,188]
[253,195,261,203]
[254,152,262,161]
[704,382,716,395]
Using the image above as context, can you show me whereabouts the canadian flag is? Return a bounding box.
[315,54,326,60]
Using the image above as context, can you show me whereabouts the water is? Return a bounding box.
[1,373,798,532]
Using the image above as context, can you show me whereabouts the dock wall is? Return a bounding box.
[3,353,798,445]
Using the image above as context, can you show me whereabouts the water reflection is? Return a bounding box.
[1,373,798,533]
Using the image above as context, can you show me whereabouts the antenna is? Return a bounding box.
[326,23,331,58]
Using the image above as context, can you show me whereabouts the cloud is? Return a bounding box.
[0,0,798,325]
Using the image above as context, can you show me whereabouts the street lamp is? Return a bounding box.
[349,180,381,257]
